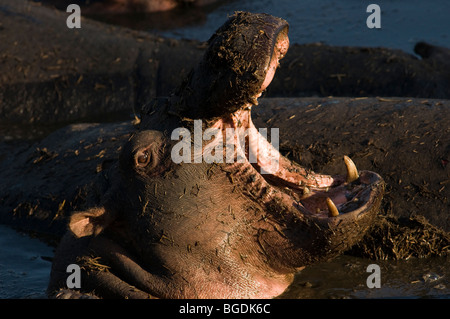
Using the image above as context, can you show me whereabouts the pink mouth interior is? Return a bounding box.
[196,31,379,219]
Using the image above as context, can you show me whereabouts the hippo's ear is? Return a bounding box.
[69,207,115,238]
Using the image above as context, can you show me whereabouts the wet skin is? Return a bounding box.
[48,12,384,299]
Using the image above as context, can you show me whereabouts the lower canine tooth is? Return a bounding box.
[326,197,339,217]
[344,155,359,183]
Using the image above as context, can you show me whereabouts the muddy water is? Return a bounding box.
[163,0,450,54]
[0,225,53,298]
[1,224,448,299]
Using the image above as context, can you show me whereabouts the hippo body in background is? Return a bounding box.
[269,41,450,100]
[1,0,450,128]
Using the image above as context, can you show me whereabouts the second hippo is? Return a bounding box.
[48,12,384,299]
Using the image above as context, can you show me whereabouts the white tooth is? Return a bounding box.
[326,197,339,217]
[303,186,310,195]
[344,155,359,183]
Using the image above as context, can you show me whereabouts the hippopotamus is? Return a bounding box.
[47,12,384,299]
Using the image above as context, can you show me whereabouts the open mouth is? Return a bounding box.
[164,11,384,224]
[238,28,383,222]
[222,107,385,223]
[297,163,384,220]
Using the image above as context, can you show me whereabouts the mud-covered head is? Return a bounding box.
[173,11,289,119]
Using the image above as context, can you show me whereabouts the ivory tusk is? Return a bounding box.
[344,155,359,183]
[326,197,339,217]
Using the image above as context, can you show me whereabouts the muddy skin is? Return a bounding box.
[46,12,384,299]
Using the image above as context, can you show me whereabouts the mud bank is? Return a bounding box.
[252,97,450,259]
[0,0,204,125]
[2,0,450,126]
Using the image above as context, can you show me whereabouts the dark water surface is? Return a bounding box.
[0,225,53,298]
[163,0,449,54]
[87,0,450,55]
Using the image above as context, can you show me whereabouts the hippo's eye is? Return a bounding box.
[136,150,150,167]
